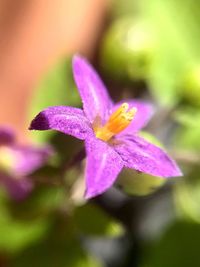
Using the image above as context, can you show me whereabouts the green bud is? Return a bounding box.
[117,169,166,196]
[116,132,166,196]
[100,17,155,82]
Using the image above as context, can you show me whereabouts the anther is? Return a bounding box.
[94,103,137,142]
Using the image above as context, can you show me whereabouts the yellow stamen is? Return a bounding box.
[94,103,137,142]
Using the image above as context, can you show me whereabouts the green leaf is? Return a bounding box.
[141,221,200,267]
[0,218,48,254]
[100,17,155,82]
[104,0,200,106]
[10,218,104,267]
[9,185,66,221]
[172,126,200,151]
[174,169,200,223]
[179,66,200,107]
[140,0,200,106]
[74,203,124,237]
[11,240,103,267]
[0,193,49,253]
[173,106,200,128]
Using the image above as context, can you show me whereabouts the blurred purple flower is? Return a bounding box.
[0,127,51,200]
[30,55,182,199]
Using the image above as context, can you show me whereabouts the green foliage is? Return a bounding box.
[173,107,200,151]
[174,126,200,151]
[74,203,124,237]
[10,218,104,267]
[8,185,66,220]
[0,185,123,265]
[174,107,200,128]
[179,67,200,107]
[106,0,200,107]
[0,191,49,253]
[100,17,154,82]
[141,0,200,106]
[140,221,200,267]
[174,169,200,223]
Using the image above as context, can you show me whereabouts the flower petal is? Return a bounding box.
[0,173,33,201]
[72,55,113,123]
[0,127,15,145]
[29,106,92,140]
[85,136,123,199]
[11,145,52,176]
[112,100,154,134]
[114,135,182,177]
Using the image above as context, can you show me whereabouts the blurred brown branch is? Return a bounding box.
[0,0,109,140]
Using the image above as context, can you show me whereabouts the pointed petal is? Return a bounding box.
[112,100,154,134]
[85,136,123,199]
[29,106,92,140]
[114,135,182,177]
[72,55,113,123]
[0,127,15,145]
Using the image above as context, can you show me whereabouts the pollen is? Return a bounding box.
[94,103,137,142]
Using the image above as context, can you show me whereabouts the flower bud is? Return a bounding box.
[117,169,166,196]
[116,131,166,196]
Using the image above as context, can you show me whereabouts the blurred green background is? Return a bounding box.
[1,0,200,266]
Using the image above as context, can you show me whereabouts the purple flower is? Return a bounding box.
[0,127,51,200]
[30,55,182,199]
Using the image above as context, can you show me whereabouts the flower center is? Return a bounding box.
[94,103,137,142]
